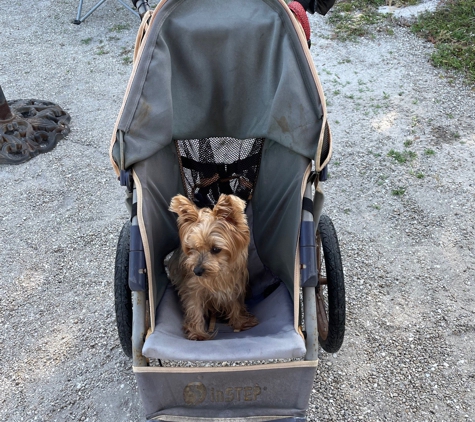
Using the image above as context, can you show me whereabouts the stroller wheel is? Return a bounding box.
[316,214,345,353]
[114,220,133,358]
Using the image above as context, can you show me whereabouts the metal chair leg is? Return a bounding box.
[73,0,139,25]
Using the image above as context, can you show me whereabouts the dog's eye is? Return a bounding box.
[210,246,222,254]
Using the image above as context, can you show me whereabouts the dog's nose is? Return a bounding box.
[193,266,205,277]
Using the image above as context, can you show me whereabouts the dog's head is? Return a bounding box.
[169,194,250,279]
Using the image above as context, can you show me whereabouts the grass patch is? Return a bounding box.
[392,187,406,196]
[81,37,93,45]
[328,0,387,40]
[109,23,130,32]
[96,46,109,55]
[410,170,425,178]
[377,174,388,186]
[424,148,436,156]
[387,149,417,164]
[368,149,382,158]
[412,0,475,82]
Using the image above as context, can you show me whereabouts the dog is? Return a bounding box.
[168,193,258,340]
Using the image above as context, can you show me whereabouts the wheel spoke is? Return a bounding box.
[316,287,329,341]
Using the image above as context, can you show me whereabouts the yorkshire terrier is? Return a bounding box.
[168,193,258,340]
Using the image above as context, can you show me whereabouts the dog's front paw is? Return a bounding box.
[184,324,213,341]
[186,331,213,341]
[230,313,259,332]
[241,314,259,330]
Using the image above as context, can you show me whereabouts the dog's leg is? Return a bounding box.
[182,296,213,341]
[227,301,258,332]
[208,313,217,334]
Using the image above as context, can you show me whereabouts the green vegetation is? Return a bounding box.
[412,0,475,82]
[328,0,385,40]
[377,174,388,186]
[81,37,93,45]
[387,149,417,164]
[96,46,109,55]
[109,23,130,32]
[392,187,406,196]
[328,0,419,39]
[327,0,475,82]
[409,170,425,178]
[424,148,436,156]
[369,149,382,158]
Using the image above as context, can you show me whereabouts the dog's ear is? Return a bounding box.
[169,194,199,225]
[213,194,247,226]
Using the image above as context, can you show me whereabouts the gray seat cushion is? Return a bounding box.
[142,281,306,361]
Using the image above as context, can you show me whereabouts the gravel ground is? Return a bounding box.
[0,1,474,421]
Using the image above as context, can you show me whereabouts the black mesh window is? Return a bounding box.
[175,137,264,208]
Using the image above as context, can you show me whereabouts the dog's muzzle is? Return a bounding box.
[193,265,205,277]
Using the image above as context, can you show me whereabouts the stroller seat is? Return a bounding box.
[144,204,306,362]
[144,280,305,362]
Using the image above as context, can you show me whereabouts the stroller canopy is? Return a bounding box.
[111,0,328,172]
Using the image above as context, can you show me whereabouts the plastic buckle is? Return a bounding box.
[119,169,128,186]
[119,170,133,192]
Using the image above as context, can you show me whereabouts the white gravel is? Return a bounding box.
[1,1,474,421]
[379,0,439,18]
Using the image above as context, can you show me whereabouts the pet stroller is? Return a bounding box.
[110,0,345,420]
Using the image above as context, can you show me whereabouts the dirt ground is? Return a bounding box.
[0,1,474,421]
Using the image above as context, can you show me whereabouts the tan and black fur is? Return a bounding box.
[168,194,258,340]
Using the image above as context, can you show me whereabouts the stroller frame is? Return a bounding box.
[111,0,344,420]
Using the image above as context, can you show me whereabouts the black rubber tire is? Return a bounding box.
[114,220,133,358]
[317,214,345,353]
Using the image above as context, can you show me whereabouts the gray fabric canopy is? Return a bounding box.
[111,0,326,171]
